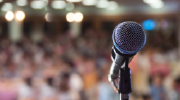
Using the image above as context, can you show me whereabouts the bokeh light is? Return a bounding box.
[66,0,82,3]
[74,12,83,22]
[142,19,156,31]
[51,0,66,9]
[82,0,97,6]
[45,13,53,22]
[149,2,164,9]
[5,11,14,21]
[96,0,109,8]
[66,12,75,22]
[143,0,162,4]
[107,1,118,10]
[143,0,164,9]
[15,11,25,21]
[30,0,46,9]
[1,3,13,11]
[16,0,27,6]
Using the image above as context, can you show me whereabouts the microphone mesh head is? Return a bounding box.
[113,21,146,54]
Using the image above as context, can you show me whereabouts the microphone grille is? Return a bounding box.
[113,21,146,54]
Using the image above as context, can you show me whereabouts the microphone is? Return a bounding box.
[108,21,146,100]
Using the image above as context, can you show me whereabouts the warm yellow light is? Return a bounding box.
[16,11,25,21]
[5,11,14,21]
[45,13,52,22]
[74,12,83,22]
[66,12,75,22]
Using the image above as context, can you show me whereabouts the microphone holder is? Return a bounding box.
[111,58,132,100]
[110,46,133,100]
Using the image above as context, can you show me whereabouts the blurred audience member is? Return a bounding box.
[168,78,180,100]
[97,67,119,100]
[58,72,80,100]
[17,68,36,100]
[150,74,167,100]
[0,78,17,100]
[39,68,57,100]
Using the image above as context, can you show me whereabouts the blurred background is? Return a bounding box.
[0,0,179,100]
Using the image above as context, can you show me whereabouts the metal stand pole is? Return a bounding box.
[118,58,131,100]
[120,94,129,100]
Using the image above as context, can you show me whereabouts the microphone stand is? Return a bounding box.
[118,58,132,100]
[110,46,133,100]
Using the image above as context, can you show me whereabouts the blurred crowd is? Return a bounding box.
[0,28,179,100]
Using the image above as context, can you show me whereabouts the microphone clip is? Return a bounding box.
[109,46,133,95]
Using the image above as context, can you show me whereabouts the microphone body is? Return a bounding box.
[109,21,146,100]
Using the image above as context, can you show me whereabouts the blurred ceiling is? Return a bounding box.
[0,0,179,16]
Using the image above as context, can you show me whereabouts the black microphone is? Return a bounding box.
[108,21,146,100]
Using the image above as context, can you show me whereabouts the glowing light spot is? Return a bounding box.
[82,0,96,6]
[5,11,14,21]
[107,1,118,10]
[16,0,27,6]
[66,0,82,3]
[16,11,25,21]
[1,3,13,11]
[30,0,46,9]
[96,0,109,8]
[45,13,53,22]
[66,12,75,22]
[74,12,83,22]
[142,19,156,31]
[51,0,66,9]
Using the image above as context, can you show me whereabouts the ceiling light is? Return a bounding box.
[16,0,27,6]
[66,0,82,3]
[107,1,118,10]
[1,3,13,11]
[66,12,75,22]
[45,13,53,22]
[5,11,14,21]
[143,0,162,4]
[74,12,83,22]
[16,11,25,21]
[82,0,97,6]
[149,2,164,8]
[96,0,109,8]
[30,0,46,9]
[52,0,66,9]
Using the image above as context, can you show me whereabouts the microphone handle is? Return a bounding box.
[118,58,132,100]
